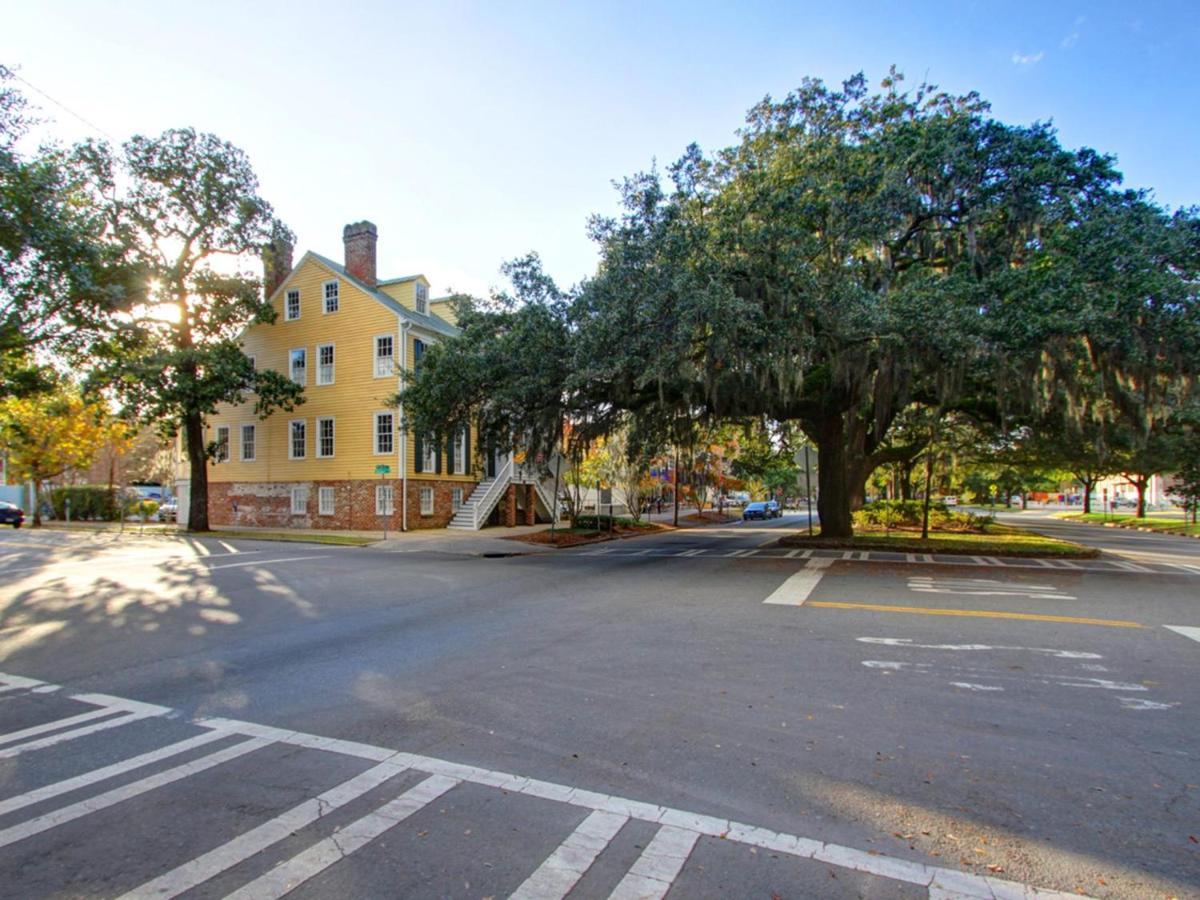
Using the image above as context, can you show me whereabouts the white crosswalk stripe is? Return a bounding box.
[0,670,1102,898]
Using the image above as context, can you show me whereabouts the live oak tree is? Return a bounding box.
[98,129,303,532]
[0,68,138,395]
[579,72,1116,536]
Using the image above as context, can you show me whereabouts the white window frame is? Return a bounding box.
[290,487,307,515]
[317,342,335,385]
[451,487,463,512]
[289,419,306,459]
[289,348,307,385]
[375,484,395,515]
[419,486,434,516]
[318,486,335,516]
[422,436,436,473]
[316,416,335,458]
[415,282,429,315]
[240,424,256,462]
[454,427,468,475]
[285,289,300,321]
[374,412,394,455]
[374,334,395,378]
[322,280,339,314]
[214,426,230,463]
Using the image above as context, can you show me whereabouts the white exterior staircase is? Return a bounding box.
[447,454,560,530]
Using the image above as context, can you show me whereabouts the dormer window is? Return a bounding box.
[415,282,428,315]
[285,289,300,321]
[323,280,339,314]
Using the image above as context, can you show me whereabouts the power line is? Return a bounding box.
[0,62,116,141]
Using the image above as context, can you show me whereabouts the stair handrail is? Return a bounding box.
[462,455,514,529]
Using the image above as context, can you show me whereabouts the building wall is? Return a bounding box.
[201,257,478,531]
[209,476,476,531]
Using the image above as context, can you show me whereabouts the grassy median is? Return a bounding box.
[1057,512,1200,536]
[779,523,1098,558]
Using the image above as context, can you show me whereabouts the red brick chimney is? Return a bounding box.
[262,235,293,299]
[343,221,378,287]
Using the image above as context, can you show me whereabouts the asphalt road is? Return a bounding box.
[0,515,1196,898]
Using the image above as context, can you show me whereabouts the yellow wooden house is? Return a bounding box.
[180,221,553,531]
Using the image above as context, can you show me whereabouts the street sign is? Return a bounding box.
[374,464,391,475]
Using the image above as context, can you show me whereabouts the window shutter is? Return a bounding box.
[415,434,424,473]
[463,427,471,475]
[445,434,454,475]
[434,443,442,475]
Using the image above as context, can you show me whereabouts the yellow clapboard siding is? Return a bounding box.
[206,256,477,484]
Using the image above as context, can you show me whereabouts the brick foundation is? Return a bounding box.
[209,478,477,531]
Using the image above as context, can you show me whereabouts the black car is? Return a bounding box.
[0,501,24,528]
[743,501,769,520]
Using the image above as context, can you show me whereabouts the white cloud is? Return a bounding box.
[1061,15,1085,49]
[1011,50,1045,65]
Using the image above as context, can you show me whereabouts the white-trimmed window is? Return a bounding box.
[285,289,300,320]
[289,420,306,459]
[413,338,425,374]
[241,424,256,462]
[290,487,307,514]
[317,343,335,385]
[420,486,434,516]
[415,282,429,315]
[318,486,335,516]
[376,484,395,515]
[323,280,339,314]
[317,417,335,458]
[374,412,394,455]
[451,487,463,512]
[454,427,468,475]
[422,436,436,473]
[374,334,394,377]
[289,348,307,385]
[214,426,230,463]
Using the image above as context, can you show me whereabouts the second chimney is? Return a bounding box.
[343,221,378,287]
[262,234,294,299]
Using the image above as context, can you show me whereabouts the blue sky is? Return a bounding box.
[4,1,1197,297]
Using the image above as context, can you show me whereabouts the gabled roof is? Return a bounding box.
[304,252,458,338]
[377,274,426,286]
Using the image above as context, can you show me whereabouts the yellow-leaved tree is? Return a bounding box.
[0,389,124,526]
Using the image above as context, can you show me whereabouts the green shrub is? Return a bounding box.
[574,514,636,529]
[852,500,992,532]
[49,486,122,521]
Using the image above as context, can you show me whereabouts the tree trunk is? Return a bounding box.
[32,480,43,527]
[1133,477,1147,519]
[815,416,853,538]
[185,410,209,532]
[847,458,870,512]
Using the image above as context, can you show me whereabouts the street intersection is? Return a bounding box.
[0,514,1196,898]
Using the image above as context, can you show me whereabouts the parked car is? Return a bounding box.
[765,500,782,518]
[941,496,959,506]
[0,501,24,528]
[156,499,179,522]
[743,501,769,521]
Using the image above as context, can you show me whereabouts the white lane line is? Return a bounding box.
[785,549,800,558]
[510,809,629,900]
[0,730,229,818]
[201,554,331,571]
[609,824,701,900]
[763,558,834,606]
[1110,560,1152,573]
[1164,625,1200,644]
[0,673,48,692]
[223,774,460,900]
[0,712,158,759]
[682,548,705,557]
[119,755,413,900]
[216,540,238,554]
[0,738,270,849]
[734,548,758,557]
[0,706,123,747]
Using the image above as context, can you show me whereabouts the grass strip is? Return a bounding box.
[779,524,1097,558]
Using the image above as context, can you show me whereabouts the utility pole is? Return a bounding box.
[803,444,814,536]
[672,448,680,527]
